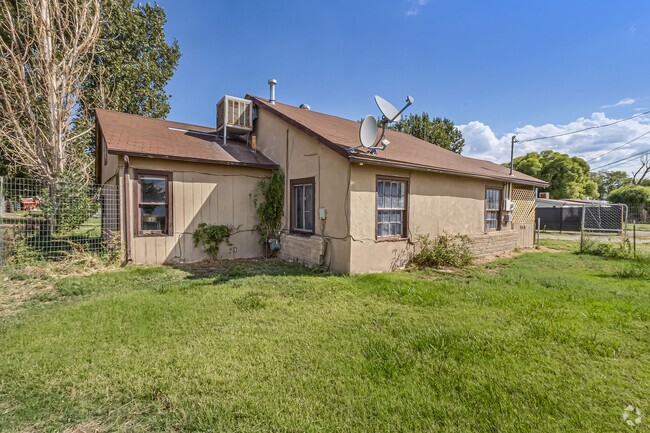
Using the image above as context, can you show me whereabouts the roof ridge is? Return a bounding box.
[247,95,363,124]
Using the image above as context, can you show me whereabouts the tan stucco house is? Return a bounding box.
[95,93,547,274]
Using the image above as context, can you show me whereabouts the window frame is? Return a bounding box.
[134,169,173,237]
[484,186,502,232]
[375,175,409,241]
[290,177,316,235]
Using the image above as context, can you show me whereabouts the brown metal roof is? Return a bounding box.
[249,96,548,187]
[95,108,278,169]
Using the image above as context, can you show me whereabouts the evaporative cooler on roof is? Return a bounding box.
[216,95,253,145]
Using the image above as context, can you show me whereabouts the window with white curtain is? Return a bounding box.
[377,178,407,238]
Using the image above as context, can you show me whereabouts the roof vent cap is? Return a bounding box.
[299,103,311,110]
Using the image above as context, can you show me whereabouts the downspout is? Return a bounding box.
[305,152,328,267]
[285,129,290,232]
[122,155,132,263]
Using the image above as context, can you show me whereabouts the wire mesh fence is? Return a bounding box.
[626,203,650,225]
[0,177,120,266]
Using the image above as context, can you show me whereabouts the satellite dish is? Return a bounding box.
[375,95,402,123]
[348,94,414,154]
[359,115,378,148]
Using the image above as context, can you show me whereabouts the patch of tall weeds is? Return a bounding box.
[580,237,633,259]
[410,233,473,268]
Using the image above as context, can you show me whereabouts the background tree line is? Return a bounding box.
[512,150,650,204]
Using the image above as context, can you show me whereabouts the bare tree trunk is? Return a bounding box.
[0,0,101,184]
[633,155,650,185]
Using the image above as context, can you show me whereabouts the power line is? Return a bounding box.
[591,149,650,171]
[516,109,650,144]
[585,130,650,163]
[592,150,648,171]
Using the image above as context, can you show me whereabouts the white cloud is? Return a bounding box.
[459,112,650,175]
[405,0,430,16]
[601,97,636,108]
[458,121,503,161]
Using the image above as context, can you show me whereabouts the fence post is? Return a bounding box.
[633,220,636,258]
[0,176,4,267]
[580,204,586,253]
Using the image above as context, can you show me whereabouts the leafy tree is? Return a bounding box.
[512,150,598,199]
[75,0,181,154]
[590,170,633,199]
[392,112,465,154]
[39,174,101,233]
[607,185,650,205]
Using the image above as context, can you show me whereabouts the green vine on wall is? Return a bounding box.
[253,169,285,242]
[192,223,233,258]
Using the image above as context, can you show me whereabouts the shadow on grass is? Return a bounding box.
[170,258,328,285]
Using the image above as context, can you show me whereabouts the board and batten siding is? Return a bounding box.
[125,157,270,264]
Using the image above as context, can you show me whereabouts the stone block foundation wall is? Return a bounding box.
[468,230,518,257]
[278,234,325,266]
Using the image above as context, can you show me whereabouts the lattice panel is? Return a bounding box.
[512,186,536,223]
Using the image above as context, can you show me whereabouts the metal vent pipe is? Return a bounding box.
[268,79,277,105]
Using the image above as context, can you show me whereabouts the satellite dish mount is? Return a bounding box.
[349,95,414,154]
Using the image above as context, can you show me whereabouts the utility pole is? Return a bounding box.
[509,136,517,176]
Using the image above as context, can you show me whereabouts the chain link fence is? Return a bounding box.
[0,177,120,266]
[583,204,628,232]
[537,203,627,232]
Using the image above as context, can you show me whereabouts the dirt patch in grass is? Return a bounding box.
[1,258,120,317]
[62,420,105,433]
[172,257,319,280]
[0,276,56,317]
[474,245,561,265]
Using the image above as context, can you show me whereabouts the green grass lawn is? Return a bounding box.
[540,235,650,256]
[1,253,649,432]
[630,223,650,231]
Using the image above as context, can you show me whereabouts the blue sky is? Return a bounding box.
[155,0,650,174]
